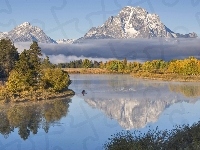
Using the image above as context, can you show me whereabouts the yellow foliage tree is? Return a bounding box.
[41,68,71,92]
[6,70,29,96]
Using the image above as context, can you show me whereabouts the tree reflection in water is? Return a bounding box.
[0,99,71,140]
[169,84,200,98]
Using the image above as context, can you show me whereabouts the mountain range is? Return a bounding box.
[0,6,198,44]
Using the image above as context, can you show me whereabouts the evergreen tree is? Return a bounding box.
[28,41,42,79]
[0,39,19,78]
[41,56,53,69]
[14,42,42,87]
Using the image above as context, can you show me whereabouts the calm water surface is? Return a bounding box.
[1,74,200,150]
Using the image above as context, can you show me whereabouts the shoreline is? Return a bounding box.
[0,96,72,110]
[131,72,200,82]
[64,68,200,82]
[63,68,126,74]
[0,89,75,104]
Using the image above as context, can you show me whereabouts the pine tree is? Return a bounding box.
[0,39,19,78]
[41,56,53,69]
[14,42,42,87]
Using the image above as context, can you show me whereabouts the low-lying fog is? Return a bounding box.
[15,38,200,64]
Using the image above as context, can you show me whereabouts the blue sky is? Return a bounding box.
[0,0,200,40]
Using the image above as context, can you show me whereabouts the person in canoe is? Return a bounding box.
[82,90,87,96]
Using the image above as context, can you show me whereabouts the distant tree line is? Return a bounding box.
[61,57,200,76]
[57,59,101,68]
[99,57,200,75]
[57,56,200,78]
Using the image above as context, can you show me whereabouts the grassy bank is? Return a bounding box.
[63,68,200,82]
[0,87,75,103]
[63,68,123,74]
[131,71,200,82]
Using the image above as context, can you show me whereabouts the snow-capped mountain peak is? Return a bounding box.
[18,22,31,27]
[0,22,56,43]
[74,6,197,43]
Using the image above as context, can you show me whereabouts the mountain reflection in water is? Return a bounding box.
[0,99,71,140]
[71,75,200,130]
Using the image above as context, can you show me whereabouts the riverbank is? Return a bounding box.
[0,88,75,104]
[131,72,200,82]
[64,68,200,82]
[63,68,113,74]
[0,95,72,110]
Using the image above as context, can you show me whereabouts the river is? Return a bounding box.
[0,74,200,150]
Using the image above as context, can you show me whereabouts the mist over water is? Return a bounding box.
[70,74,200,130]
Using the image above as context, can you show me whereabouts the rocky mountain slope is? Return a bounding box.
[0,22,56,43]
[74,6,197,43]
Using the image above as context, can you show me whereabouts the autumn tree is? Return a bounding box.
[106,60,119,72]
[118,61,125,73]
[82,59,92,68]
[41,68,71,92]
[6,70,29,96]
[142,60,167,73]
[167,57,200,75]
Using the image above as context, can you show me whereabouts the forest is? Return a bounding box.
[0,39,73,102]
